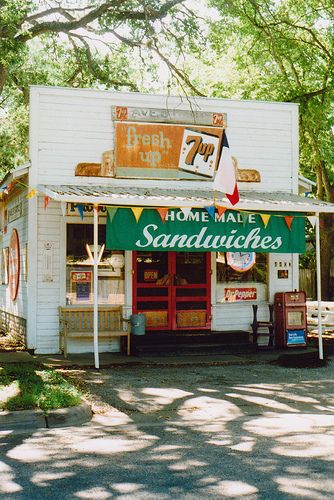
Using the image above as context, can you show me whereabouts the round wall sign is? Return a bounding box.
[9,229,20,301]
[226,252,256,272]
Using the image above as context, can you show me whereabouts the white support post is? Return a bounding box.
[315,212,323,360]
[93,205,99,369]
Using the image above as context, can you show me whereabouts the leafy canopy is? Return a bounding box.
[0,0,203,173]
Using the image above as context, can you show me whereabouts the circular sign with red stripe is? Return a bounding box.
[226,252,256,272]
[9,229,20,301]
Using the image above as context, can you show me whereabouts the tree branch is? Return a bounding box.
[16,1,185,43]
[152,43,206,97]
[291,87,329,101]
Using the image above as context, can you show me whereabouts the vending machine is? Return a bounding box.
[274,291,307,348]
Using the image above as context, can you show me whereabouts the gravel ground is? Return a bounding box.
[64,357,334,418]
[3,357,334,499]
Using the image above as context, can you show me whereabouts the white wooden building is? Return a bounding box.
[1,85,334,355]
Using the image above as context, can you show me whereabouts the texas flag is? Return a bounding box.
[213,133,239,205]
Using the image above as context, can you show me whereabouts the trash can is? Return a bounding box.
[130,313,146,335]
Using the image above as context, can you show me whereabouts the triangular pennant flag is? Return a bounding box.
[44,196,50,210]
[216,205,227,217]
[131,207,143,223]
[107,207,118,224]
[157,208,169,222]
[60,201,66,217]
[26,188,37,199]
[307,216,316,228]
[180,207,192,220]
[205,206,216,220]
[240,212,249,226]
[284,215,294,230]
[77,204,84,220]
[260,214,271,228]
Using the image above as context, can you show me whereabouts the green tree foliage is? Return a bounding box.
[208,0,333,182]
[0,0,202,172]
[206,0,334,296]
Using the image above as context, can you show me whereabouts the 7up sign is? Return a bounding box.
[179,128,221,178]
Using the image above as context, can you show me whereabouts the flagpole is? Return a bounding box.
[315,212,323,360]
[93,205,99,369]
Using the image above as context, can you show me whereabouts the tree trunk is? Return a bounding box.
[0,63,7,96]
[320,214,334,300]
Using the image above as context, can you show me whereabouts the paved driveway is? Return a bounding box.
[1,360,334,499]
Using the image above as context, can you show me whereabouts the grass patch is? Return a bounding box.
[0,363,83,412]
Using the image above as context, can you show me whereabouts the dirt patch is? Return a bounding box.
[274,351,327,368]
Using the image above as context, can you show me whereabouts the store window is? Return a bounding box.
[66,224,125,305]
[216,252,268,303]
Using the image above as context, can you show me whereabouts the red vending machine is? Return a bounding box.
[274,291,307,348]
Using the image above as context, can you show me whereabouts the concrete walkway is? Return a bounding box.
[0,346,323,369]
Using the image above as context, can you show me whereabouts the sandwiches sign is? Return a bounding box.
[106,208,305,253]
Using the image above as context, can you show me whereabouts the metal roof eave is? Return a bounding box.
[0,163,30,189]
[38,185,334,214]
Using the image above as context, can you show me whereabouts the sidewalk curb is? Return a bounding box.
[0,401,92,431]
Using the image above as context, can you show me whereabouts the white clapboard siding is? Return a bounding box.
[268,253,297,302]
[35,197,62,351]
[30,86,297,193]
[212,302,272,332]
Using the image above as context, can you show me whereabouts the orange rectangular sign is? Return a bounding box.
[115,122,223,178]
[71,271,92,283]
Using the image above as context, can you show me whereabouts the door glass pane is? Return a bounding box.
[136,251,169,285]
[176,301,207,310]
[137,287,168,297]
[176,288,206,297]
[175,252,206,284]
[137,301,168,310]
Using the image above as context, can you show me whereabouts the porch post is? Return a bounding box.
[93,205,99,369]
[315,211,323,360]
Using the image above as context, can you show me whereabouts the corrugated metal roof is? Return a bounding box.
[38,184,334,213]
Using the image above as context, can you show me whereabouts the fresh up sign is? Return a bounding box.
[106,209,305,253]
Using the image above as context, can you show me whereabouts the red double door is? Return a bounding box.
[133,251,211,331]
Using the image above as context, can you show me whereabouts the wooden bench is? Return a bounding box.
[59,305,131,357]
[307,301,334,337]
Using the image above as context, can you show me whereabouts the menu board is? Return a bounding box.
[76,282,90,301]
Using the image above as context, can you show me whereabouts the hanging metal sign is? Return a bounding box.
[114,122,224,178]
[113,106,227,180]
[8,201,23,223]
